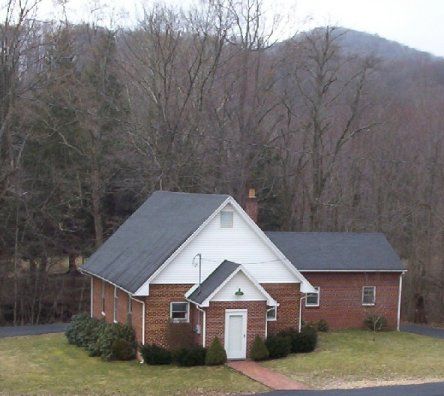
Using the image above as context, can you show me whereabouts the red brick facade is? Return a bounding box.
[301,272,401,330]
[262,283,301,334]
[91,277,144,344]
[91,272,401,354]
[143,284,201,347]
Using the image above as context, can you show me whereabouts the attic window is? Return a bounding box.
[220,211,233,228]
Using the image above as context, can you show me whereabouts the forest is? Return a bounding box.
[0,0,443,325]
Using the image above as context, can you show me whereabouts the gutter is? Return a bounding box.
[79,267,134,295]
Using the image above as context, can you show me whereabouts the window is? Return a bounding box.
[170,302,189,322]
[267,306,277,321]
[362,286,376,306]
[113,287,118,323]
[306,287,320,307]
[220,210,233,228]
[101,280,106,315]
[127,295,132,324]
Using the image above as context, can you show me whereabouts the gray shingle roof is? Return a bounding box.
[188,260,240,305]
[81,191,229,293]
[265,232,404,272]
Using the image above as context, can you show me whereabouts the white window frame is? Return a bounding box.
[170,301,190,323]
[362,286,376,306]
[101,280,106,316]
[305,286,320,307]
[113,287,118,323]
[266,306,277,321]
[220,210,234,228]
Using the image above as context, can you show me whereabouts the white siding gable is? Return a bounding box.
[152,203,298,284]
[211,271,267,302]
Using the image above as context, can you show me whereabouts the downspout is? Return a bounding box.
[132,297,146,345]
[194,303,206,348]
[397,273,404,331]
[196,305,206,348]
[90,277,93,318]
[299,295,307,332]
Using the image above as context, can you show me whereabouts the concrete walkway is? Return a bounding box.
[227,360,308,391]
[400,323,444,339]
[0,323,69,338]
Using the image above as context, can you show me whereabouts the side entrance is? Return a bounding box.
[224,309,247,359]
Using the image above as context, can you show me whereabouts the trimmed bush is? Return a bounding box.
[278,326,318,353]
[86,320,107,357]
[66,313,93,347]
[277,328,298,353]
[316,319,329,332]
[140,344,172,365]
[111,338,135,361]
[96,322,136,360]
[295,326,318,352]
[250,335,269,361]
[65,313,105,352]
[205,337,227,366]
[364,315,388,332]
[173,345,207,367]
[265,334,291,359]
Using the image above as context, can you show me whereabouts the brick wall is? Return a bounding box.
[262,283,301,334]
[205,300,266,357]
[301,272,401,329]
[144,284,201,348]
[90,276,144,344]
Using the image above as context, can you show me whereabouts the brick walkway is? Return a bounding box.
[227,360,308,391]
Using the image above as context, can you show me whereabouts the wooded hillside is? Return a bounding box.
[1,0,443,325]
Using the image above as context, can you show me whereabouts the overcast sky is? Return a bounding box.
[35,0,444,57]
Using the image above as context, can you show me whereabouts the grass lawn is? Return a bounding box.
[263,329,444,389]
[0,334,266,395]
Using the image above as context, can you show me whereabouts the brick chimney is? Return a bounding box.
[245,188,258,223]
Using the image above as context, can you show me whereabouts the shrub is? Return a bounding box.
[316,319,329,332]
[141,344,172,365]
[295,326,318,352]
[96,322,136,360]
[364,315,388,332]
[111,338,135,361]
[86,320,107,357]
[265,334,291,359]
[250,335,269,361]
[173,345,207,367]
[205,337,227,366]
[279,326,318,353]
[65,313,103,349]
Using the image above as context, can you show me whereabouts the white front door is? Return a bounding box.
[224,309,247,359]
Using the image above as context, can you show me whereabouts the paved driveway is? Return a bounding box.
[0,323,69,338]
[261,381,444,396]
[400,323,444,339]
